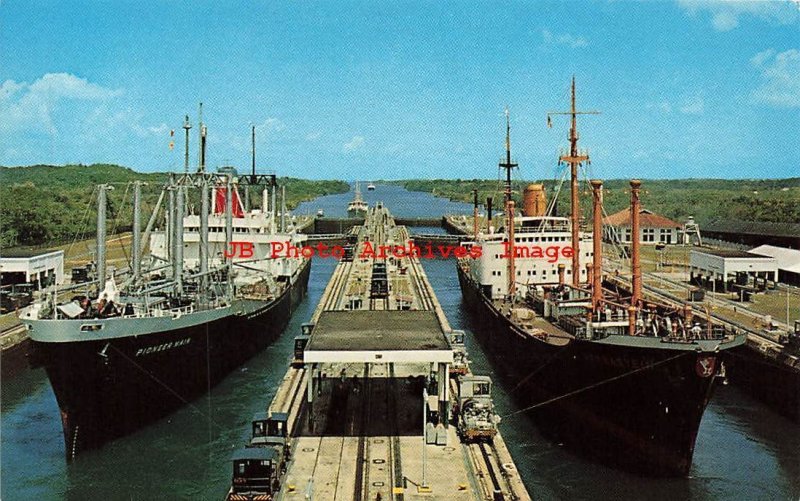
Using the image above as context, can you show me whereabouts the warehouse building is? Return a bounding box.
[749,245,800,286]
[0,249,64,289]
[689,248,777,292]
[701,220,800,250]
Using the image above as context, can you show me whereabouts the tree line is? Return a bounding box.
[0,164,349,248]
[394,177,800,226]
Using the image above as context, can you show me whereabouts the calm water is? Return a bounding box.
[295,182,475,218]
[2,187,799,500]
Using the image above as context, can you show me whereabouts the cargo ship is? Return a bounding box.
[346,182,368,218]
[456,83,745,476]
[20,127,310,460]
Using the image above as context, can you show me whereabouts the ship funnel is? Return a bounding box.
[523,184,547,217]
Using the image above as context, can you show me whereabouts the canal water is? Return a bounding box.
[2,185,798,500]
[294,182,476,218]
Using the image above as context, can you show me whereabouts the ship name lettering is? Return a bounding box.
[135,337,192,356]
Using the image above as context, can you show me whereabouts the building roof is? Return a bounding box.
[603,208,681,229]
[0,249,64,259]
[703,220,800,239]
[305,310,449,352]
[749,245,800,274]
[691,248,772,259]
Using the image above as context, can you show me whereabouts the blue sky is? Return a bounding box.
[1,1,798,180]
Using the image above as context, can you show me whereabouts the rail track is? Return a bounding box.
[465,440,519,501]
[353,366,372,501]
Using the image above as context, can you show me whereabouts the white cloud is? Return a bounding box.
[343,135,365,152]
[677,0,800,31]
[680,96,705,115]
[0,72,122,135]
[751,48,800,107]
[750,48,776,66]
[542,29,588,48]
[646,101,673,113]
[147,123,170,135]
[259,117,285,132]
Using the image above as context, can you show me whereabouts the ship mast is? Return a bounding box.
[182,115,191,173]
[499,108,518,297]
[167,176,175,266]
[96,184,109,295]
[271,182,277,234]
[251,124,257,179]
[200,175,209,293]
[548,77,599,287]
[132,181,142,281]
[174,177,184,294]
[225,175,234,298]
[472,189,479,240]
[281,185,287,232]
[198,103,207,174]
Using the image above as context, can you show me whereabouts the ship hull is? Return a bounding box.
[457,263,726,476]
[728,342,800,422]
[31,259,311,459]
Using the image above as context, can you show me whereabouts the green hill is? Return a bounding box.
[0,164,348,247]
[392,178,800,226]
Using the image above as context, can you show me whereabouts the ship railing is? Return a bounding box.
[120,297,228,320]
[660,325,730,343]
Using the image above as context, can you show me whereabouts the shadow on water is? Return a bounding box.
[1,258,337,501]
[419,258,800,501]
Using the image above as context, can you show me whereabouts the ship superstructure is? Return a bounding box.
[346,181,369,218]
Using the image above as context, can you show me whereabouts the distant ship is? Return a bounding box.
[21,132,310,460]
[347,182,368,218]
[316,209,324,217]
[457,86,744,476]
[367,181,376,191]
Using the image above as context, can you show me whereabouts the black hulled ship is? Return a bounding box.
[456,83,745,476]
[21,123,311,460]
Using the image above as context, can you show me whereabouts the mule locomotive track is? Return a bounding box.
[226,204,530,501]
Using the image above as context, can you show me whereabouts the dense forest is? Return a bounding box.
[0,164,349,247]
[394,177,800,225]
